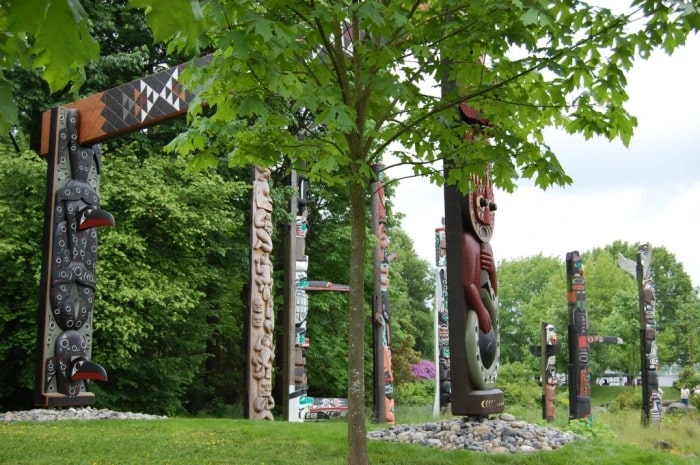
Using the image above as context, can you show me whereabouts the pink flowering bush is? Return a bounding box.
[411,360,435,380]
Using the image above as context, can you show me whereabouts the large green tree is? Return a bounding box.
[0,0,100,133]
[497,254,563,364]
[93,149,251,415]
[129,2,700,462]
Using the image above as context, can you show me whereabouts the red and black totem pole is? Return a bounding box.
[443,103,504,417]
[371,164,396,424]
[566,251,591,420]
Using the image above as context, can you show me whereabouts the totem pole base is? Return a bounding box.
[35,392,95,408]
[453,389,504,417]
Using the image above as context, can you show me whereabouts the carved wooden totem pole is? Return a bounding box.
[530,323,561,421]
[248,166,276,420]
[34,58,208,407]
[443,104,503,417]
[283,170,313,421]
[434,225,451,415]
[371,165,396,424]
[618,244,660,427]
[34,108,113,406]
[566,251,591,420]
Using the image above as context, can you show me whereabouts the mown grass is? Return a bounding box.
[0,386,697,465]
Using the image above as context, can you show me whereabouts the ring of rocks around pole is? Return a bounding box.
[367,414,582,453]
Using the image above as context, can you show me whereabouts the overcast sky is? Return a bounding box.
[390,33,700,288]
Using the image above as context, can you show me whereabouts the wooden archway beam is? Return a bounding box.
[37,56,211,156]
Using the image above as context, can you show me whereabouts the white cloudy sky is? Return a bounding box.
[390,33,700,288]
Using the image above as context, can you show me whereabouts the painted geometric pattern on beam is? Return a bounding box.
[101,65,189,133]
[38,56,212,155]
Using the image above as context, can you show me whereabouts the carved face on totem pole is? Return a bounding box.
[546,324,557,346]
[461,172,496,243]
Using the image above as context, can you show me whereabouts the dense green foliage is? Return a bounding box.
[0,146,46,406]
[92,151,251,415]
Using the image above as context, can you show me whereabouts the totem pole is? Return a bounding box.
[34,57,208,406]
[434,225,451,416]
[566,251,591,420]
[248,166,276,420]
[618,244,660,427]
[283,170,313,421]
[530,323,561,421]
[443,104,503,417]
[34,108,113,406]
[371,164,396,424]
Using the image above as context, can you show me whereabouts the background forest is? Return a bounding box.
[1,0,699,417]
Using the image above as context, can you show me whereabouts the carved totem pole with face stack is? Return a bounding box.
[443,105,503,417]
[618,244,660,427]
[35,108,113,406]
[566,251,591,420]
[530,323,561,421]
[249,166,276,420]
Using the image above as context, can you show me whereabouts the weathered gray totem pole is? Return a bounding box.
[371,165,396,424]
[443,104,503,417]
[434,225,450,416]
[618,244,660,427]
[566,251,591,420]
[530,323,561,421]
[249,166,276,420]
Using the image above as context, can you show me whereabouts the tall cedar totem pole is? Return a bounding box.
[443,103,504,417]
[34,108,113,406]
[371,165,396,424]
[566,251,592,420]
[282,170,315,421]
[33,58,208,406]
[249,166,276,420]
[618,244,660,427]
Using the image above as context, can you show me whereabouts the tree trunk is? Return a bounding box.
[347,180,369,465]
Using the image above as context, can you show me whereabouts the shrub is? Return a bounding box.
[675,366,700,391]
[564,418,615,439]
[692,392,700,410]
[411,360,436,380]
[498,362,541,409]
[609,388,642,412]
[395,379,435,406]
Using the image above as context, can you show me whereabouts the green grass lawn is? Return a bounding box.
[0,386,697,465]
